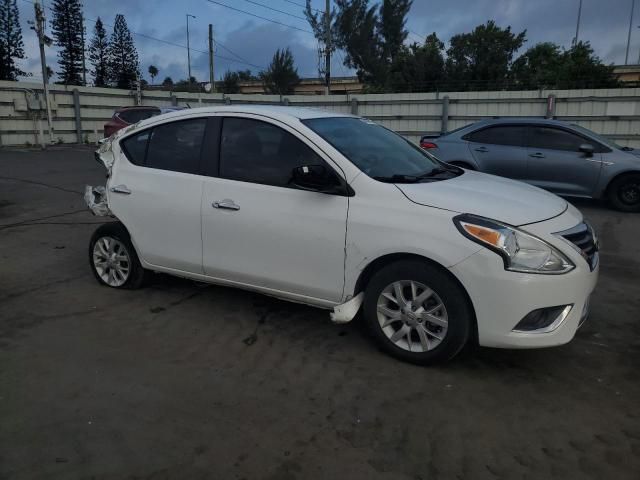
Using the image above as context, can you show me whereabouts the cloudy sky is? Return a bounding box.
[14,0,640,84]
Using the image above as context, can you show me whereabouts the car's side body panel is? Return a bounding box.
[108,142,205,274]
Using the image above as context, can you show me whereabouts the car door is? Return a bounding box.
[524,125,602,196]
[109,117,207,273]
[463,125,529,178]
[200,115,349,303]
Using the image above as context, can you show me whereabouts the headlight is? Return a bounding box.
[454,214,575,274]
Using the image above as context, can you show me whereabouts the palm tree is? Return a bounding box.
[148,65,159,84]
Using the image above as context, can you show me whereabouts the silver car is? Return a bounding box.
[421,118,640,212]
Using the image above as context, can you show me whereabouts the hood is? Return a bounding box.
[396,170,567,226]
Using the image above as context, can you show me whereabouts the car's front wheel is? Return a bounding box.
[89,222,147,289]
[607,173,640,212]
[362,260,473,365]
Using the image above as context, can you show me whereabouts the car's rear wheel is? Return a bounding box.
[89,223,147,289]
[607,173,640,212]
[362,260,473,365]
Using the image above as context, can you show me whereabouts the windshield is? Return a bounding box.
[303,117,456,181]
[570,124,626,151]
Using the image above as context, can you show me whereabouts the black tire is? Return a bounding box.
[89,222,147,289]
[362,260,473,365]
[607,173,640,212]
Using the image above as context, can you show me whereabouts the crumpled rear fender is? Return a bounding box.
[85,185,111,217]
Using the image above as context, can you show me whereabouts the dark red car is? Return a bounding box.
[103,106,184,138]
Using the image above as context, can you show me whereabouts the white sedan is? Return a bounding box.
[86,106,599,364]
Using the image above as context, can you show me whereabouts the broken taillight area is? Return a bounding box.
[85,185,110,216]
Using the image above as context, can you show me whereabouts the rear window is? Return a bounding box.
[118,108,160,124]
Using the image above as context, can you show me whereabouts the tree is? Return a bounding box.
[387,33,446,92]
[162,76,174,88]
[446,20,526,90]
[510,42,563,89]
[107,14,139,89]
[304,0,336,80]
[219,69,256,94]
[88,17,109,87]
[556,42,619,89]
[260,48,300,95]
[510,41,619,90]
[51,0,85,85]
[0,0,27,81]
[46,66,54,82]
[148,65,158,84]
[331,0,412,89]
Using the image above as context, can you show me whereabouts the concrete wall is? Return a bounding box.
[2,79,640,148]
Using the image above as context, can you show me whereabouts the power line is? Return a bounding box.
[205,0,314,34]
[282,0,324,14]
[242,0,307,21]
[18,0,264,70]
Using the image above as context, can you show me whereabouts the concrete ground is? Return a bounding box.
[0,146,639,480]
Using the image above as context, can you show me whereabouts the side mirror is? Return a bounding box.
[579,143,594,157]
[292,165,346,195]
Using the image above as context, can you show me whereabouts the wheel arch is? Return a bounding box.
[603,170,640,197]
[352,252,478,343]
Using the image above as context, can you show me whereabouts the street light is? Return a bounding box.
[625,0,636,65]
[186,14,196,85]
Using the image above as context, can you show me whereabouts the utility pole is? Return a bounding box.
[324,0,331,95]
[626,0,636,65]
[80,13,87,85]
[186,14,196,87]
[33,0,54,144]
[573,0,583,46]
[208,24,215,92]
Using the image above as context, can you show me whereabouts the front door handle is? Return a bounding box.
[212,199,240,211]
[110,184,131,194]
[529,152,545,158]
[474,146,489,153]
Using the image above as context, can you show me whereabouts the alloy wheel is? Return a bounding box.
[92,236,131,287]
[376,280,448,352]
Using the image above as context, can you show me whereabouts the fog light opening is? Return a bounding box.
[512,305,573,334]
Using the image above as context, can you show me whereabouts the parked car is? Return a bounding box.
[86,106,598,364]
[103,106,184,138]
[420,118,640,212]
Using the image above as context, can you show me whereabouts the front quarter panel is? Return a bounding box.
[344,175,482,299]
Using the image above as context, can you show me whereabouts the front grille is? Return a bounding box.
[558,222,599,271]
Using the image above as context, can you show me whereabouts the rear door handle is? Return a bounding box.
[474,146,489,153]
[212,199,240,211]
[529,152,545,158]
[110,184,131,194]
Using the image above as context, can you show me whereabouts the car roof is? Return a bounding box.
[464,117,573,128]
[150,105,355,122]
[116,105,160,112]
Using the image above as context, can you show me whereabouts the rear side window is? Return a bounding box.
[220,117,325,187]
[528,126,587,152]
[464,125,527,147]
[121,130,150,165]
[120,118,206,174]
[146,119,206,174]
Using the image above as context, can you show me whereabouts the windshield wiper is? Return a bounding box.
[417,167,456,178]
[372,174,423,183]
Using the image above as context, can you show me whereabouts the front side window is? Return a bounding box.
[528,127,587,152]
[302,117,448,180]
[464,125,527,147]
[120,118,206,174]
[220,117,325,187]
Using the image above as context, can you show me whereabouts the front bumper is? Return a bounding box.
[449,206,598,349]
